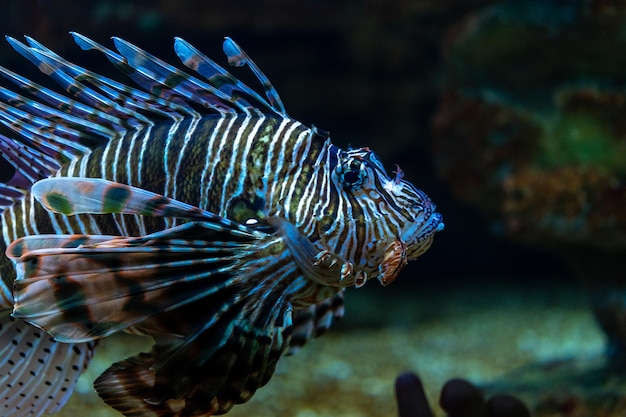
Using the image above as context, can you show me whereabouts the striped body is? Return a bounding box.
[0,34,442,416]
[3,115,316,269]
[2,113,438,293]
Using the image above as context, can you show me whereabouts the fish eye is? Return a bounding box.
[342,168,361,186]
[337,156,367,189]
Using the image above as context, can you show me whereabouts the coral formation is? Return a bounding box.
[395,372,530,417]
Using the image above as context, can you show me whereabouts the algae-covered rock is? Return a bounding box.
[432,0,626,404]
[434,0,626,253]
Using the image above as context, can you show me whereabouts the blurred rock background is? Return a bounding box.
[2,1,626,416]
[432,0,626,353]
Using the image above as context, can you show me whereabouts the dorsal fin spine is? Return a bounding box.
[0,63,128,131]
[0,84,118,139]
[173,37,275,115]
[6,37,150,123]
[70,32,199,119]
[111,37,241,115]
[223,37,287,115]
[0,34,290,212]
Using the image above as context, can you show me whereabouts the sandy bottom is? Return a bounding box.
[52,278,608,417]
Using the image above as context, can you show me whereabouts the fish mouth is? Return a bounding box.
[425,212,444,236]
[402,211,444,241]
[399,212,444,260]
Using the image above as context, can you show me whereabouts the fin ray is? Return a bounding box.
[112,37,240,114]
[0,63,128,131]
[0,34,289,210]
[288,290,345,355]
[0,310,95,417]
[7,37,125,115]
[10,220,267,342]
[174,37,278,115]
[223,38,286,114]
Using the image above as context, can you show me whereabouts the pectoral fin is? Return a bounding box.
[0,309,95,417]
[9,178,345,416]
[9,178,271,342]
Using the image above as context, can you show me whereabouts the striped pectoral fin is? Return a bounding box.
[31,177,251,227]
[31,177,197,216]
[93,250,296,417]
[9,219,268,344]
[94,311,292,417]
[288,289,345,355]
[0,309,96,417]
[11,180,271,343]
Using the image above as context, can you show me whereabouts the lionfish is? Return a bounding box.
[0,33,443,416]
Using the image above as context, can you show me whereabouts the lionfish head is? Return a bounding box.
[332,147,444,286]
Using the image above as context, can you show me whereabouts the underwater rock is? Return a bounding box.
[432,0,626,351]
[433,90,626,251]
[394,372,530,417]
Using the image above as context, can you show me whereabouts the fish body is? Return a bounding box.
[0,34,443,416]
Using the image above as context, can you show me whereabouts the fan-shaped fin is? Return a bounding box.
[10,219,272,343]
[0,309,95,417]
[9,206,303,417]
[6,178,347,415]
[94,290,290,417]
[288,290,345,355]
[93,262,293,417]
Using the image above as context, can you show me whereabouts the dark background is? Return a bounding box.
[0,0,576,296]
